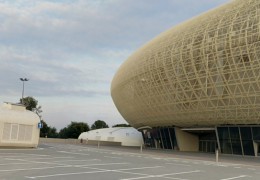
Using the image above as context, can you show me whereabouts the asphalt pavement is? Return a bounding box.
[0,143,260,180]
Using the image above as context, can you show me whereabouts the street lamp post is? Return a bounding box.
[20,78,29,104]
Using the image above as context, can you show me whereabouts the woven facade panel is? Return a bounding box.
[111,0,260,128]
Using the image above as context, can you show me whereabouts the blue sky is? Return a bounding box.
[0,0,229,130]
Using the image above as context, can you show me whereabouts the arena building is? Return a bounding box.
[111,0,260,156]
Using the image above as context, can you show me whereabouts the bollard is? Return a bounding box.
[140,144,143,153]
[98,141,100,148]
[216,149,219,163]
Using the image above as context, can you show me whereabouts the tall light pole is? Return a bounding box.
[20,78,29,104]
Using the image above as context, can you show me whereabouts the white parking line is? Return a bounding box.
[104,156,122,159]
[165,163,191,167]
[163,177,188,180]
[216,164,228,167]
[0,162,32,166]
[6,156,74,161]
[0,149,43,151]
[52,159,100,163]
[0,153,49,156]
[112,166,163,171]
[8,157,74,160]
[0,165,71,172]
[247,168,255,170]
[25,170,110,179]
[85,166,162,173]
[25,166,162,179]
[152,158,162,160]
[120,170,201,180]
[4,158,73,166]
[0,156,31,158]
[85,166,164,177]
[86,166,188,180]
[220,175,251,180]
[75,162,129,167]
[57,151,89,156]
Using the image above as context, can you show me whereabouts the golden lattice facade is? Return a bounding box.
[111,0,260,129]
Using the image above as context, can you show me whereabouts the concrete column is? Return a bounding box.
[174,127,199,152]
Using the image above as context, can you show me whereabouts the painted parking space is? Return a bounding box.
[0,143,259,180]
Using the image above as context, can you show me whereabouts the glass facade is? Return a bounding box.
[252,127,260,140]
[217,126,260,156]
[142,127,178,150]
[142,125,260,157]
[199,132,217,153]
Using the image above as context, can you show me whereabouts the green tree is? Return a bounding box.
[59,127,68,139]
[40,120,58,138]
[19,96,56,138]
[20,96,38,111]
[33,105,42,119]
[91,120,109,130]
[112,124,131,127]
[59,122,89,139]
[48,127,58,138]
[40,120,49,137]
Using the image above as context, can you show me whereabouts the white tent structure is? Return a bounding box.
[78,127,143,147]
[0,102,40,148]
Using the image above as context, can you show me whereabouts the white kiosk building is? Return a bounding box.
[0,102,40,148]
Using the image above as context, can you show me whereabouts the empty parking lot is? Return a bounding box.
[0,143,260,180]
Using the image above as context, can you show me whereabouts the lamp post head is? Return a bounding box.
[20,78,29,82]
[20,77,29,105]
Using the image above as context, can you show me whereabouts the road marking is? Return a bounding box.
[113,166,163,171]
[165,163,191,167]
[0,153,49,156]
[11,157,74,160]
[220,175,251,180]
[216,164,228,167]
[204,163,214,165]
[25,166,162,179]
[0,165,70,172]
[0,162,32,166]
[75,162,129,167]
[53,159,100,163]
[104,156,122,159]
[6,156,74,161]
[163,177,188,180]
[152,157,162,160]
[85,166,161,176]
[1,156,30,158]
[247,168,255,170]
[120,170,201,180]
[57,151,89,156]
[0,148,42,151]
[86,166,188,180]
[25,170,110,179]
[4,158,73,166]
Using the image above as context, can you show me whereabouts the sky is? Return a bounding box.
[0,0,230,131]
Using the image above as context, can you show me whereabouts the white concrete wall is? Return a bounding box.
[0,103,40,148]
[175,127,199,152]
[79,127,143,147]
